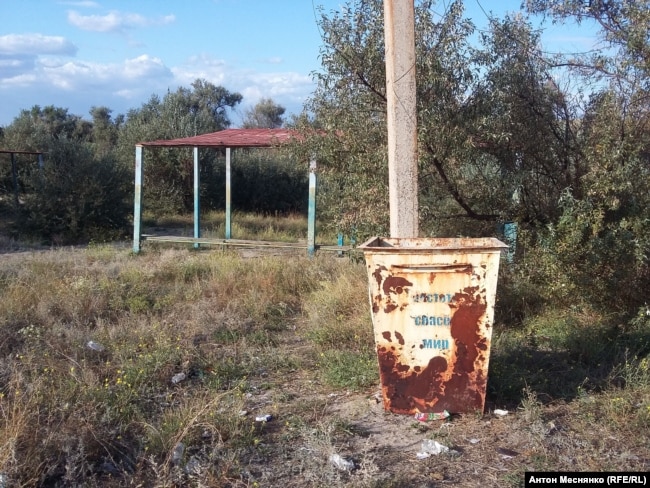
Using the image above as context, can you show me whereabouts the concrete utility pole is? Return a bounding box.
[384,0,419,238]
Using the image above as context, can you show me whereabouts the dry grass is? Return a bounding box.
[144,210,339,244]
[0,239,648,486]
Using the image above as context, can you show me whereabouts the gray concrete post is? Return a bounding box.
[384,0,419,238]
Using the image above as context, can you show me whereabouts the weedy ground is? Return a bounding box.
[0,218,648,487]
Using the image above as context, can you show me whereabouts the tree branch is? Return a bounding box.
[423,143,499,221]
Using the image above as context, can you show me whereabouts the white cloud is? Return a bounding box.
[0,73,38,88]
[170,54,312,117]
[58,1,100,7]
[67,10,175,33]
[0,53,172,95]
[171,54,228,86]
[0,59,23,68]
[248,72,313,97]
[0,34,77,56]
[123,55,171,79]
[0,51,313,124]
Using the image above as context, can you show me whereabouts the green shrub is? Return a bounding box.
[18,139,130,244]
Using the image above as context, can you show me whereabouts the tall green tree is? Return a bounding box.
[2,105,91,152]
[117,79,242,214]
[298,0,576,238]
[465,15,585,227]
[518,0,650,315]
[242,98,286,128]
[89,106,122,158]
[1,105,131,243]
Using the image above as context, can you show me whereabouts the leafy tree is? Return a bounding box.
[1,105,132,243]
[299,0,578,238]
[116,79,242,215]
[296,0,649,320]
[230,148,308,214]
[19,139,131,244]
[89,106,122,158]
[2,105,90,152]
[242,98,286,128]
[464,15,585,227]
[515,0,650,317]
[524,0,650,87]
[1,105,91,204]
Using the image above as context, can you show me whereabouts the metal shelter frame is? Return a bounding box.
[133,128,344,256]
[0,150,44,207]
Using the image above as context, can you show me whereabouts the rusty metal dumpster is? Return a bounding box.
[359,237,508,415]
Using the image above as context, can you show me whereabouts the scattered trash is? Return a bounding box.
[496,447,519,459]
[185,456,201,474]
[416,439,449,458]
[238,410,248,417]
[171,373,186,384]
[255,414,272,422]
[415,411,450,422]
[329,453,355,471]
[0,473,8,488]
[469,438,480,444]
[493,409,509,416]
[171,442,185,466]
[86,340,105,352]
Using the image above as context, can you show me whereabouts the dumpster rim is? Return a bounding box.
[358,236,509,253]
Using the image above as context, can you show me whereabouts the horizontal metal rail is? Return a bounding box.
[141,235,352,253]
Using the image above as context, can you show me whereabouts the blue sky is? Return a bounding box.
[0,0,598,127]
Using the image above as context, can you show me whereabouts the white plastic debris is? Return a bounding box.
[184,456,201,474]
[86,340,105,352]
[255,414,272,422]
[171,442,185,466]
[416,439,449,458]
[496,447,519,459]
[469,438,480,444]
[171,372,186,384]
[494,409,509,416]
[329,453,355,471]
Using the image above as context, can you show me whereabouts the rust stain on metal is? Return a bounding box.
[360,236,507,415]
[394,330,405,345]
[376,284,489,414]
[371,265,413,314]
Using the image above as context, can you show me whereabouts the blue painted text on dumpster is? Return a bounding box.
[421,339,450,350]
[412,292,453,303]
[412,315,451,326]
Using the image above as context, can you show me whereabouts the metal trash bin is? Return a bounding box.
[359,237,508,415]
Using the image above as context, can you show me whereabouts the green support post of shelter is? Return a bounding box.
[225,147,232,239]
[11,153,18,207]
[193,147,200,249]
[133,145,143,254]
[307,160,317,257]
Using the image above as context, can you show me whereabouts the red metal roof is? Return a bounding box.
[138,128,299,148]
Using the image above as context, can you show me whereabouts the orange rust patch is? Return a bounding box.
[376,285,489,414]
